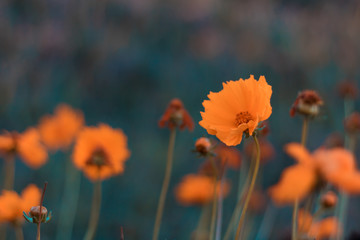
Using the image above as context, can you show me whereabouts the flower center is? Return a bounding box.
[86,147,109,167]
[235,111,253,126]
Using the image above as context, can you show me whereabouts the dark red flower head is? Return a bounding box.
[159,98,194,131]
[290,90,323,117]
[344,112,360,134]
[338,80,358,99]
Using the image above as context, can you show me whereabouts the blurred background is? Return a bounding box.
[0,0,360,239]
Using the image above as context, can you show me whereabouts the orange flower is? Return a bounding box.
[199,75,272,146]
[38,104,84,151]
[175,174,230,206]
[269,143,360,205]
[214,143,242,170]
[0,184,41,224]
[159,98,194,131]
[0,128,48,168]
[298,210,340,240]
[244,138,275,164]
[72,124,130,181]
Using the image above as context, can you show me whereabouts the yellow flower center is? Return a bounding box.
[235,111,253,126]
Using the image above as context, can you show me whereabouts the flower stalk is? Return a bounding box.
[3,155,15,190]
[84,180,102,240]
[152,129,177,240]
[209,157,218,240]
[235,135,261,240]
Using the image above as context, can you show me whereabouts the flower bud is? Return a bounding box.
[321,191,337,209]
[195,137,212,156]
[290,90,323,117]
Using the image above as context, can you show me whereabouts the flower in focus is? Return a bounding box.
[344,112,360,134]
[338,80,358,99]
[38,104,84,151]
[175,174,230,206]
[0,184,41,225]
[298,210,340,240]
[269,143,360,205]
[72,124,131,181]
[158,98,194,131]
[0,128,48,168]
[290,90,323,117]
[199,75,272,146]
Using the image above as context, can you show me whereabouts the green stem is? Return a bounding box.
[235,135,261,240]
[56,158,82,240]
[37,223,40,240]
[14,224,24,240]
[152,129,177,240]
[292,117,309,240]
[194,204,211,240]
[84,181,102,240]
[223,154,255,240]
[209,158,218,240]
[3,155,15,190]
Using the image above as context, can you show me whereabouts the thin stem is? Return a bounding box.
[152,129,177,240]
[84,181,102,240]
[235,135,261,240]
[223,155,255,240]
[56,159,82,240]
[215,169,226,240]
[14,224,24,240]
[194,204,211,240]
[3,155,15,190]
[292,199,299,240]
[209,157,218,240]
[37,223,40,240]
[292,117,309,240]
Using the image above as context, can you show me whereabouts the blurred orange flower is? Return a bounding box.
[298,210,340,240]
[72,124,130,181]
[159,98,194,131]
[199,75,272,146]
[214,143,242,170]
[244,138,275,164]
[0,184,41,225]
[0,128,48,168]
[269,143,360,205]
[38,104,84,151]
[175,174,230,206]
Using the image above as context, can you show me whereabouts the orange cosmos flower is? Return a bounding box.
[72,124,130,181]
[269,143,360,205]
[175,174,230,206]
[159,98,194,131]
[0,128,48,168]
[0,184,41,225]
[38,104,84,151]
[298,210,340,240]
[199,75,272,146]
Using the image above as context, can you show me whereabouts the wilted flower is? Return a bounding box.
[269,144,360,205]
[38,104,84,151]
[199,75,272,146]
[0,185,41,225]
[344,112,360,134]
[72,124,131,181]
[0,128,48,168]
[175,174,230,206]
[159,98,194,131]
[338,80,358,99]
[290,90,323,117]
